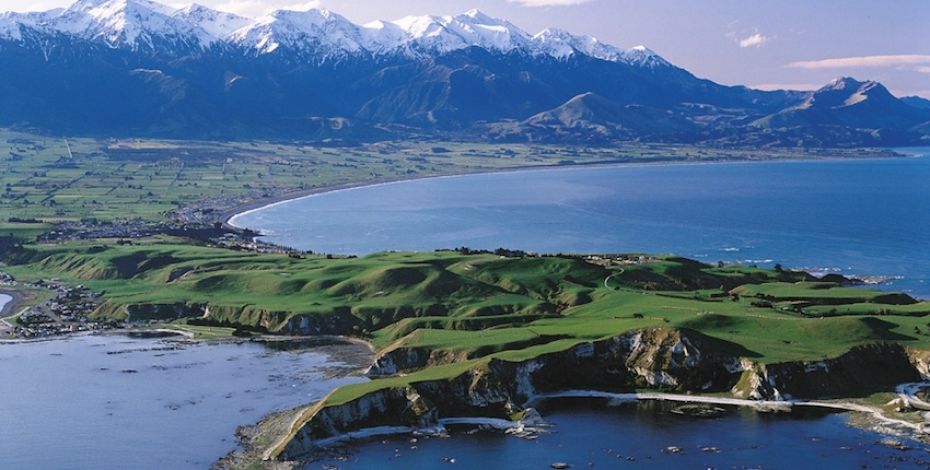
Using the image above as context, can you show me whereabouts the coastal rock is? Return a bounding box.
[120,302,206,321]
[366,347,459,377]
[279,327,748,460]
[733,343,921,400]
[277,328,930,461]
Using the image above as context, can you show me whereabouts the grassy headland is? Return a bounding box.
[0,129,924,464]
[3,239,928,398]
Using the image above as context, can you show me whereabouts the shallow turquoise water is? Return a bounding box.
[232,149,930,298]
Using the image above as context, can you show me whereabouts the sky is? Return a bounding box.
[4,0,929,98]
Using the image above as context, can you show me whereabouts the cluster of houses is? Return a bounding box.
[4,280,114,339]
[36,219,161,242]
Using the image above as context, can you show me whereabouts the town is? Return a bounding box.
[0,273,113,339]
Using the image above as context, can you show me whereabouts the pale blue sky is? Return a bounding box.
[5,0,929,97]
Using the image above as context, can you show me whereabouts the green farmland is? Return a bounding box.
[4,239,929,405]
[0,129,894,225]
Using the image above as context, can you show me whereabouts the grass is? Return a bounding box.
[0,222,52,242]
[3,238,929,405]
[0,129,895,224]
[0,286,52,324]
[732,281,914,303]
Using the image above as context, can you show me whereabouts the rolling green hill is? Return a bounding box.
[4,239,928,367]
[7,238,930,462]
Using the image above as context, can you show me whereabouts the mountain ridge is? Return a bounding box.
[1,1,928,147]
[0,0,666,65]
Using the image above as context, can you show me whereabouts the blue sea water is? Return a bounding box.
[312,400,930,469]
[228,150,930,469]
[0,335,368,469]
[7,151,927,470]
[232,149,930,298]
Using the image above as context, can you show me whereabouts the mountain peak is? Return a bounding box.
[234,7,364,55]
[824,76,867,90]
[1,0,668,66]
[461,8,492,21]
[46,0,208,48]
[783,76,907,115]
[622,45,668,67]
[172,3,248,41]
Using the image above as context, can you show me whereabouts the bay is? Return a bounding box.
[232,149,930,297]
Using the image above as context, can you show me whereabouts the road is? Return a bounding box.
[603,268,625,290]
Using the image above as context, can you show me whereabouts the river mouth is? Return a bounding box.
[312,398,930,469]
[0,333,372,470]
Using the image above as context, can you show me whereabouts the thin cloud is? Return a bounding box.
[738,33,769,48]
[508,0,596,6]
[916,66,930,74]
[788,54,930,69]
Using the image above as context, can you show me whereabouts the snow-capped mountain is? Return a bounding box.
[2,0,926,146]
[226,6,668,65]
[229,8,366,56]
[0,9,58,40]
[172,3,249,44]
[385,9,535,56]
[0,0,669,65]
[42,0,209,49]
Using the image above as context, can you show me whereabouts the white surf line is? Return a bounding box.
[274,418,521,457]
[531,389,930,434]
[229,154,879,228]
[265,385,930,459]
[529,390,788,411]
[311,425,416,448]
[439,417,520,430]
[897,382,930,411]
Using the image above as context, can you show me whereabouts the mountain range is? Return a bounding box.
[1,0,928,146]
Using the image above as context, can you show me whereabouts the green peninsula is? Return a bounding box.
[3,239,930,465]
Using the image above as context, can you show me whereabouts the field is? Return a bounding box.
[0,129,895,226]
[3,238,929,405]
[1,129,924,461]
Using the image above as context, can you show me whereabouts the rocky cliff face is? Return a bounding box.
[366,346,460,377]
[277,327,930,461]
[279,327,750,460]
[732,343,922,400]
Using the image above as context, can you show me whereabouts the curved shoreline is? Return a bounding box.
[0,290,22,317]
[269,387,930,463]
[224,151,908,229]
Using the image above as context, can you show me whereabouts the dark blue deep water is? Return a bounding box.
[232,150,930,298]
[229,150,930,469]
[313,400,930,470]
